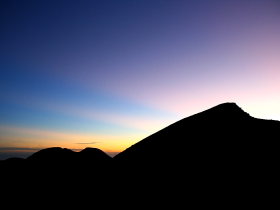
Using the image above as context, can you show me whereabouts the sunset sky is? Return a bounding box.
[1,0,279,159]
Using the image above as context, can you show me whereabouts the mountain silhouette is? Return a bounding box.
[114,102,277,167]
[25,147,112,163]
[1,147,113,184]
[1,102,279,207]
[112,102,279,207]
[26,147,75,163]
[25,147,112,173]
[78,147,112,164]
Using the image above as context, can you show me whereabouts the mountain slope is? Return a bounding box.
[1,102,279,207]
[112,102,280,204]
[114,102,278,166]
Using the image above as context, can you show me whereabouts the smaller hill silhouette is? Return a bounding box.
[1,147,113,180]
[25,147,112,163]
[1,157,25,168]
[78,147,112,163]
[25,147,112,169]
[26,147,75,163]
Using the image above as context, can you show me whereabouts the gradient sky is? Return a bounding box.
[1,0,280,159]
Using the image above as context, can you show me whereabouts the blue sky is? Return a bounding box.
[1,0,280,159]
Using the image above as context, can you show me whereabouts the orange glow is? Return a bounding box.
[0,125,145,153]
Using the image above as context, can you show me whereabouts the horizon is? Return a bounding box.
[0,102,278,160]
[1,1,280,160]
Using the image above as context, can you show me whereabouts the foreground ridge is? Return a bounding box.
[1,102,279,208]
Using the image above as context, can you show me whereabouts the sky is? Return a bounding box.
[0,0,280,160]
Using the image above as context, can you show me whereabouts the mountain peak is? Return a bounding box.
[113,102,253,163]
[213,102,241,109]
[79,147,112,161]
[191,102,250,119]
[206,102,242,110]
[80,147,103,153]
[26,147,75,161]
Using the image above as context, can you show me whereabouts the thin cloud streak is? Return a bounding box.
[0,147,82,152]
[0,147,43,151]
[0,125,145,152]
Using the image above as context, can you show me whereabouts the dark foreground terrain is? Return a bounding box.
[1,103,279,208]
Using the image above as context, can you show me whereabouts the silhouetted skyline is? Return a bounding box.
[1,1,280,159]
[1,102,279,160]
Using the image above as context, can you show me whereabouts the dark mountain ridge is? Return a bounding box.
[110,102,279,207]
[26,147,112,164]
[2,102,279,172]
[114,102,277,167]
[1,102,279,207]
[1,147,112,180]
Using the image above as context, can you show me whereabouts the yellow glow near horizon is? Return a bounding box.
[0,125,146,153]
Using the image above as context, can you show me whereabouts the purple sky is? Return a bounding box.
[1,0,280,159]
